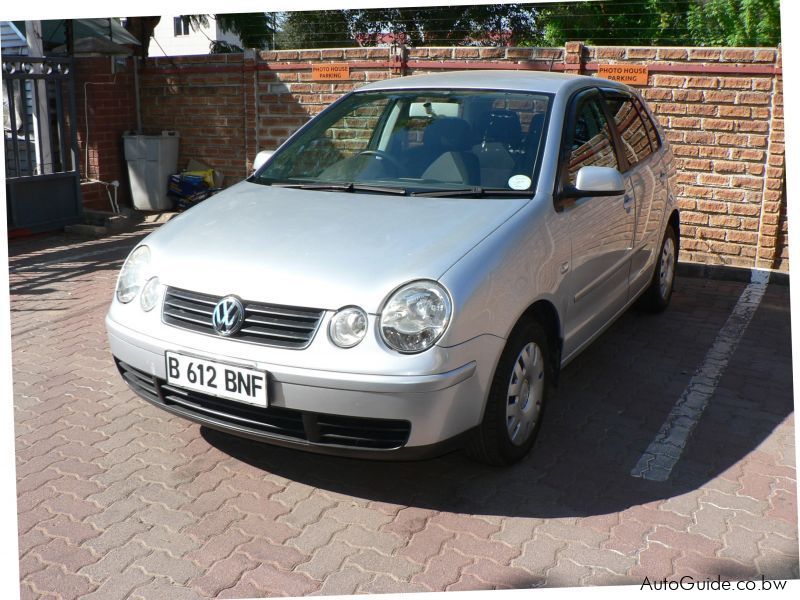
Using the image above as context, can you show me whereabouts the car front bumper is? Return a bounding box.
[107,314,502,457]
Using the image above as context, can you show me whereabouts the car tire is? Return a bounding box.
[466,320,551,466]
[639,224,677,313]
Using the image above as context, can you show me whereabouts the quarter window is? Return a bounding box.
[605,96,653,169]
[566,97,619,186]
[633,96,660,150]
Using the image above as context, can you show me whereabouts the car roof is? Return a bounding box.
[357,70,625,95]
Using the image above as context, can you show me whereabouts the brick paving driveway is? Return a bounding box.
[10,224,799,598]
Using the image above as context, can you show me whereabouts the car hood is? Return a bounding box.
[147,181,527,312]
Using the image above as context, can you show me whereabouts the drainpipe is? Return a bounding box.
[253,50,259,155]
[133,56,142,133]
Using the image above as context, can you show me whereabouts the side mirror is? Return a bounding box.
[252,150,275,173]
[559,166,625,202]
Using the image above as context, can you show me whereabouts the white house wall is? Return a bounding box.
[148,16,243,57]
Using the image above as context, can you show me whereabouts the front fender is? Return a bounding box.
[437,193,570,347]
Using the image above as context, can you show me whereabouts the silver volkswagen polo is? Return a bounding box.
[107,71,678,465]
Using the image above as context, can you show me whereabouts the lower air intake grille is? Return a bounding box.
[116,360,410,450]
[118,360,159,403]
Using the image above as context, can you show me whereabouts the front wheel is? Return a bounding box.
[466,320,551,466]
[639,224,677,313]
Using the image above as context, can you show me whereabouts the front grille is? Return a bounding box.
[117,360,411,450]
[162,287,324,350]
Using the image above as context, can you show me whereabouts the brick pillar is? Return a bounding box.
[391,43,408,77]
[243,49,259,172]
[564,41,585,75]
[756,46,787,271]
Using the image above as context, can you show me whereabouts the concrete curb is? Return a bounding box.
[677,262,789,286]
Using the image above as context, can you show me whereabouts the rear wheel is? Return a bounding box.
[466,320,551,466]
[640,224,677,313]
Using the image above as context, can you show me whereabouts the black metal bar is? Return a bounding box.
[4,171,78,183]
[3,58,74,80]
[53,78,68,173]
[4,73,71,81]
[5,56,83,230]
[7,78,21,177]
[32,76,45,176]
[21,81,34,176]
[66,61,81,175]
[66,21,74,56]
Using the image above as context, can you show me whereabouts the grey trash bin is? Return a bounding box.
[123,131,180,211]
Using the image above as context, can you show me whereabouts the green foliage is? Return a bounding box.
[345,5,540,46]
[537,0,780,46]
[270,4,540,48]
[275,10,357,49]
[268,1,781,48]
[538,1,693,46]
[209,40,244,53]
[687,0,781,46]
[131,1,782,55]
[531,1,780,46]
[215,13,277,49]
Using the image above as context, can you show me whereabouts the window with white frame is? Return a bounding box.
[173,16,191,36]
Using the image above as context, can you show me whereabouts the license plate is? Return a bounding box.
[165,351,268,408]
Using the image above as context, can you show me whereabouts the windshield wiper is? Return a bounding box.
[272,182,351,191]
[272,182,407,195]
[411,187,534,198]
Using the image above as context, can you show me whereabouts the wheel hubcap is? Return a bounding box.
[659,236,675,299]
[506,342,545,446]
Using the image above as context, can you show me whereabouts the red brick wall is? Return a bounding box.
[139,54,252,180]
[120,43,787,271]
[137,48,401,182]
[580,44,786,271]
[74,57,138,211]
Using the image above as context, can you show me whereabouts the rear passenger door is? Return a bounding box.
[603,90,667,297]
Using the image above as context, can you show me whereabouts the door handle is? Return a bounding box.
[623,195,634,212]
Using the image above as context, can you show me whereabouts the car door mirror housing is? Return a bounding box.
[559,166,626,202]
[252,150,275,173]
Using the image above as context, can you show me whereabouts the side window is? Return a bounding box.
[566,96,619,186]
[605,96,653,169]
[633,96,661,151]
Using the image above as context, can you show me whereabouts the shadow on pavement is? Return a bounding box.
[203,279,793,519]
[11,228,790,521]
[7,227,154,298]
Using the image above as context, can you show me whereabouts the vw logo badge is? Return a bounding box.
[212,296,245,336]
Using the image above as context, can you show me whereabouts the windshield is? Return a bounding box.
[254,89,551,196]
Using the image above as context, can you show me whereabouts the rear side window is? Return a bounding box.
[633,96,661,151]
[605,97,653,169]
[566,96,619,186]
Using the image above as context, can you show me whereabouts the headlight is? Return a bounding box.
[380,280,452,353]
[116,245,150,303]
[140,276,161,312]
[329,306,368,348]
